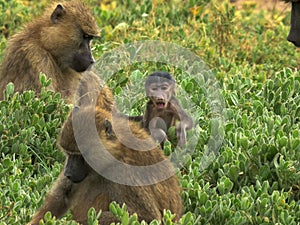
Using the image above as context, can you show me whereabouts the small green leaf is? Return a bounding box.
[198,192,208,205]
[115,86,122,95]
[45,103,57,114]
[228,165,239,181]
[40,73,47,85]
[4,82,15,98]
[3,158,13,168]
[229,92,239,106]
[278,136,288,148]
[185,81,194,93]
[121,212,129,224]
[239,136,249,150]
[109,202,118,215]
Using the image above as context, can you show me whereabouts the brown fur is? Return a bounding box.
[142,97,194,147]
[28,90,183,225]
[74,70,113,108]
[0,1,99,102]
[140,72,194,148]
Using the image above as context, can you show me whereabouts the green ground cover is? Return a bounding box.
[0,0,299,224]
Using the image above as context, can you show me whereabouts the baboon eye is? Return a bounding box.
[83,33,93,40]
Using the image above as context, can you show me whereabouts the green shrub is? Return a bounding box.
[0,1,300,225]
[0,75,70,224]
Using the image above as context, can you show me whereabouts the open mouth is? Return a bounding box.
[156,101,166,109]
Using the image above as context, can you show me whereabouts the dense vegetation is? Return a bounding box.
[0,0,299,224]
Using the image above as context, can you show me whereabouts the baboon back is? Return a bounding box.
[60,105,183,223]
[0,1,99,102]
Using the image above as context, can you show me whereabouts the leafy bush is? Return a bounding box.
[0,75,70,224]
[0,0,300,225]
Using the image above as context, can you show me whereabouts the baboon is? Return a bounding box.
[27,94,183,225]
[280,0,300,46]
[0,1,99,102]
[74,70,112,107]
[137,72,193,149]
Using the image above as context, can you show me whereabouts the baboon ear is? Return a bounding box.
[51,4,66,24]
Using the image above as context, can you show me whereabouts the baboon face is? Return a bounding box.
[70,34,95,72]
[64,154,89,183]
[41,2,99,72]
[145,72,175,110]
[147,82,174,109]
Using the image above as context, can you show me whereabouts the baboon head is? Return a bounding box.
[40,1,100,72]
[145,71,176,110]
[58,106,92,183]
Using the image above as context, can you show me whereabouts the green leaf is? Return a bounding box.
[185,81,194,93]
[3,158,13,168]
[121,212,129,225]
[198,192,208,205]
[217,176,233,194]
[45,103,57,114]
[239,136,249,150]
[228,165,239,181]
[4,82,15,99]
[229,92,239,106]
[40,73,47,85]
[278,136,288,148]
[114,86,122,95]
[109,202,118,215]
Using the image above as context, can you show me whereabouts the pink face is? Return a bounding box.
[147,82,173,109]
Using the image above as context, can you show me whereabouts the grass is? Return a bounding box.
[0,0,299,224]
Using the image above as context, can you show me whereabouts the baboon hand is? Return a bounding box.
[150,128,167,144]
[104,118,113,137]
[176,122,187,148]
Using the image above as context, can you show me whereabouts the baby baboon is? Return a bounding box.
[0,1,99,102]
[27,98,183,225]
[138,71,193,149]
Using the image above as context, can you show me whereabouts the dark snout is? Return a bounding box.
[64,154,89,183]
[287,2,300,47]
[72,51,95,72]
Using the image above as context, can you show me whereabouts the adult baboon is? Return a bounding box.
[0,1,99,102]
[27,96,183,224]
[280,0,300,46]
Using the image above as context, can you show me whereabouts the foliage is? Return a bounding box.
[0,75,70,224]
[0,0,300,225]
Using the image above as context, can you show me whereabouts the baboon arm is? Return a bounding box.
[176,125,187,148]
[168,97,193,147]
[170,98,193,129]
[27,174,72,225]
[141,102,154,130]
